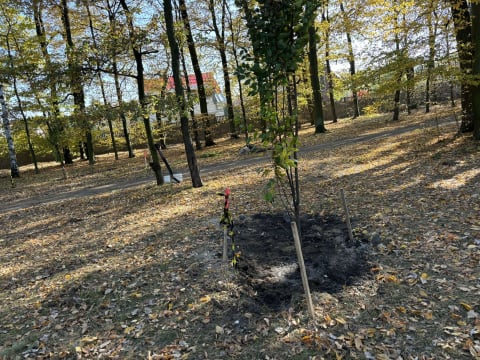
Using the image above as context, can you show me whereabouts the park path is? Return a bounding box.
[1,116,455,214]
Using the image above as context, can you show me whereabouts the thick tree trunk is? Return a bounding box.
[164,0,203,188]
[178,0,215,146]
[450,0,474,132]
[0,85,20,178]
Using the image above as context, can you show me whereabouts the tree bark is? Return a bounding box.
[308,24,326,133]
[0,85,20,178]
[164,0,202,188]
[450,0,474,132]
[471,2,480,139]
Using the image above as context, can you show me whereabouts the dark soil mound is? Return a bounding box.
[234,213,372,311]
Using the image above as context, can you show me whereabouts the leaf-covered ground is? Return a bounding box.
[1,105,479,359]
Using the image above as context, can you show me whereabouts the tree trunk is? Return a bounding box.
[0,85,20,178]
[61,0,95,165]
[6,32,39,173]
[155,70,169,149]
[238,0,267,134]
[180,47,202,150]
[471,2,480,140]
[226,1,248,142]
[178,0,215,146]
[113,60,135,158]
[450,0,474,132]
[406,66,414,115]
[120,0,163,184]
[322,8,337,123]
[106,0,135,158]
[208,0,237,138]
[425,3,436,114]
[308,24,326,133]
[340,2,360,118]
[32,0,69,166]
[392,7,402,122]
[164,0,203,188]
[85,0,118,160]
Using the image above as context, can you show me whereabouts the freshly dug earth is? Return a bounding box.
[233,213,371,311]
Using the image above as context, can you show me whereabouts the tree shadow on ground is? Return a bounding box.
[234,212,372,311]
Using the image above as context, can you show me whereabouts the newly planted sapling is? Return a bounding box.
[219,188,240,266]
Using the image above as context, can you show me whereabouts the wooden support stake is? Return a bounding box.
[291,221,315,319]
[340,188,354,243]
[223,227,228,262]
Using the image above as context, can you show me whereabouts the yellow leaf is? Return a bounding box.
[200,296,211,303]
[75,346,82,353]
[131,292,142,298]
[396,306,407,314]
[420,273,428,284]
[460,302,472,311]
[64,274,72,280]
[301,335,312,344]
[80,336,97,344]
[335,317,347,325]
[124,326,135,334]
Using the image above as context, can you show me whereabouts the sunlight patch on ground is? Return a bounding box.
[430,168,480,190]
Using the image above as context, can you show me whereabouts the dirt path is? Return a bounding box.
[1,116,455,214]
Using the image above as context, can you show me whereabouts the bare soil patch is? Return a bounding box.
[235,213,371,311]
